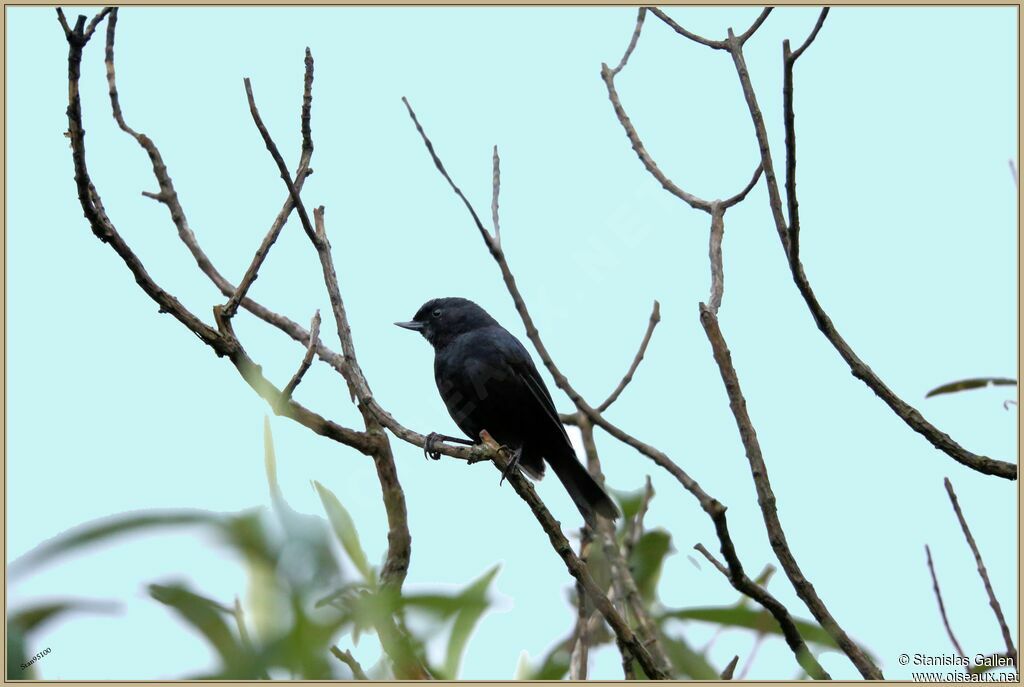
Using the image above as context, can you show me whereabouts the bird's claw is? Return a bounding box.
[423,432,443,461]
[498,446,523,486]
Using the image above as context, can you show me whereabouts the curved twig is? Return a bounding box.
[597,300,661,412]
[925,544,966,660]
[944,479,1017,666]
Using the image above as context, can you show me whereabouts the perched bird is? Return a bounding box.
[396,297,618,522]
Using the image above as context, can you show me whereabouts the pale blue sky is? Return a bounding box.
[8,5,1018,680]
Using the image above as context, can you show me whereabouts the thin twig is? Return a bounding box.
[402,96,494,247]
[647,8,726,50]
[944,479,1017,665]
[736,7,774,45]
[579,416,672,676]
[925,544,966,660]
[721,163,764,209]
[707,204,725,314]
[601,21,762,216]
[600,61,712,213]
[569,524,592,680]
[244,78,319,246]
[281,311,321,401]
[330,646,369,680]
[491,145,502,246]
[721,654,740,680]
[611,8,647,76]
[597,301,661,412]
[625,475,654,558]
[223,49,315,321]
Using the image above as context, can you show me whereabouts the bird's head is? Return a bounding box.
[395,297,497,348]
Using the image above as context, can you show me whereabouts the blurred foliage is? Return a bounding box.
[926,377,1017,399]
[8,420,496,680]
[9,423,844,680]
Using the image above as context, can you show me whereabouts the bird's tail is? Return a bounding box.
[547,452,619,523]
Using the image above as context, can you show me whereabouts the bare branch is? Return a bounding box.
[625,475,654,557]
[244,77,319,245]
[213,309,374,453]
[600,62,712,213]
[925,544,966,660]
[944,479,1017,665]
[597,300,661,412]
[647,7,726,50]
[402,97,496,248]
[223,52,315,321]
[61,9,223,353]
[694,543,730,578]
[788,8,829,62]
[699,303,881,679]
[782,8,829,251]
[721,163,764,209]
[602,20,763,217]
[330,646,368,680]
[736,7,774,45]
[491,145,502,246]
[282,311,321,401]
[721,654,740,680]
[707,205,725,315]
[570,524,593,680]
[56,8,74,39]
[610,8,647,76]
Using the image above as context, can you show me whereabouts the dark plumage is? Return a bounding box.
[396,297,619,522]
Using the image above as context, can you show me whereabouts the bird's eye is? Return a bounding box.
[432,309,442,318]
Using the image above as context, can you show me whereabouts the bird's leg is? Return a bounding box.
[499,446,523,486]
[423,432,475,461]
[479,429,521,483]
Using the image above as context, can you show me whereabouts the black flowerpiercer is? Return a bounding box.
[396,297,619,522]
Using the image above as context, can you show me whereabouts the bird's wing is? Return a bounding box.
[497,335,574,449]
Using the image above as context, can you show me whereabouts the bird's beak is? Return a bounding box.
[394,320,425,332]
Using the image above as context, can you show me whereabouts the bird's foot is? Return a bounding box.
[477,430,520,482]
[423,432,443,461]
[423,432,476,461]
[498,446,523,486]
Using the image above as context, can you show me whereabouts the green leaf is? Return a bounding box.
[630,529,672,601]
[148,583,253,677]
[661,605,838,650]
[515,640,572,680]
[609,485,646,523]
[263,422,341,585]
[970,653,1016,675]
[7,600,117,679]
[441,565,500,679]
[10,509,223,576]
[400,593,466,619]
[660,632,716,679]
[926,377,1016,398]
[313,480,374,584]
